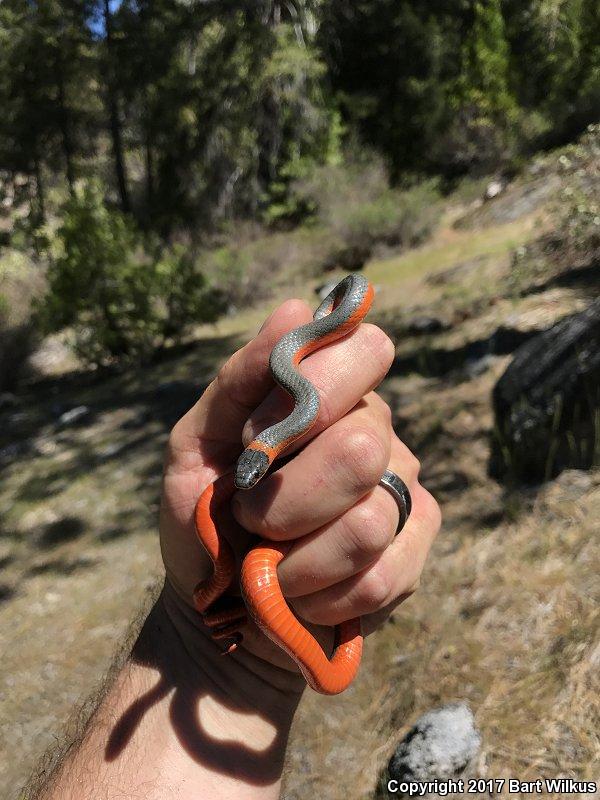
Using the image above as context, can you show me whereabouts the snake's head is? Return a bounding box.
[235,448,270,490]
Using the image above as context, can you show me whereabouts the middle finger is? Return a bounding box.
[232,393,391,540]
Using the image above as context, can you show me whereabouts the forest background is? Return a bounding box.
[1,0,598,370]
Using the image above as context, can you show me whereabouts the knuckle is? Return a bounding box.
[165,420,189,466]
[215,359,236,401]
[345,501,394,559]
[356,562,391,611]
[419,486,442,533]
[216,355,234,386]
[409,453,421,479]
[364,324,395,370]
[381,398,393,425]
[167,420,182,449]
[400,449,420,482]
[215,350,248,406]
[315,383,336,430]
[337,427,388,492]
[393,438,421,483]
[370,392,393,425]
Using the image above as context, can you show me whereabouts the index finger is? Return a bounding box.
[165,299,313,476]
[241,323,394,455]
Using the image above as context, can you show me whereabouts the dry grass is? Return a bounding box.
[282,358,600,798]
[279,169,599,797]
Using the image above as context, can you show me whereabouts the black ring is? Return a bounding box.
[379,469,412,534]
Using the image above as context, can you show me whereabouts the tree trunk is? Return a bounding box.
[55,50,76,195]
[103,0,130,213]
[33,151,46,224]
[143,87,154,217]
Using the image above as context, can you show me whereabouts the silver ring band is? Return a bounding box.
[379,469,412,534]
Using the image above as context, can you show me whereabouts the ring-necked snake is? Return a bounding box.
[193,275,374,695]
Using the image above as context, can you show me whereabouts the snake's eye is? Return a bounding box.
[234,448,270,490]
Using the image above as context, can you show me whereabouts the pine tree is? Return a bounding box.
[456,0,516,115]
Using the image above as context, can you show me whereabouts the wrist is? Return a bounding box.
[43,584,301,800]
[157,580,305,716]
[102,584,303,799]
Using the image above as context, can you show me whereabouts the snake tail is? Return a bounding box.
[240,542,363,695]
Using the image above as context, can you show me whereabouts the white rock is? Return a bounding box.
[58,405,89,425]
[388,702,481,784]
[484,180,504,200]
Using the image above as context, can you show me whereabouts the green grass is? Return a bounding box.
[365,214,538,286]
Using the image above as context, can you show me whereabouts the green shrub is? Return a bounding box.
[547,127,600,263]
[0,250,44,390]
[294,162,441,270]
[39,182,222,365]
[203,162,442,300]
[202,244,257,312]
[339,180,441,249]
[559,189,600,257]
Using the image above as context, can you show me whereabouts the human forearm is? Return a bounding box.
[39,584,301,800]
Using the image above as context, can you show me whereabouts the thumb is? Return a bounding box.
[165,299,313,477]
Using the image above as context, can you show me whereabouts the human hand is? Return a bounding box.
[159,297,441,695]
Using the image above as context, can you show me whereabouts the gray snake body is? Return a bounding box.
[235,274,373,489]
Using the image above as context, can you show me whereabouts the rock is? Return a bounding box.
[0,442,26,462]
[27,333,78,377]
[489,298,600,483]
[484,180,504,200]
[464,353,498,378]
[0,392,18,411]
[388,703,481,787]
[405,315,449,335]
[315,281,339,301]
[97,441,125,460]
[58,405,89,426]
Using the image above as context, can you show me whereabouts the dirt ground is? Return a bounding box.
[1,155,599,799]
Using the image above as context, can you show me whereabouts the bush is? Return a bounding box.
[430,104,517,178]
[202,244,263,312]
[0,250,44,390]
[201,161,442,304]
[295,162,441,270]
[39,182,223,365]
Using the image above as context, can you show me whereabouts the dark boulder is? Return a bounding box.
[490,298,600,483]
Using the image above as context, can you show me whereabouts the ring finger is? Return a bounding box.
[282,444,439,626]
[277,435,420,597]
